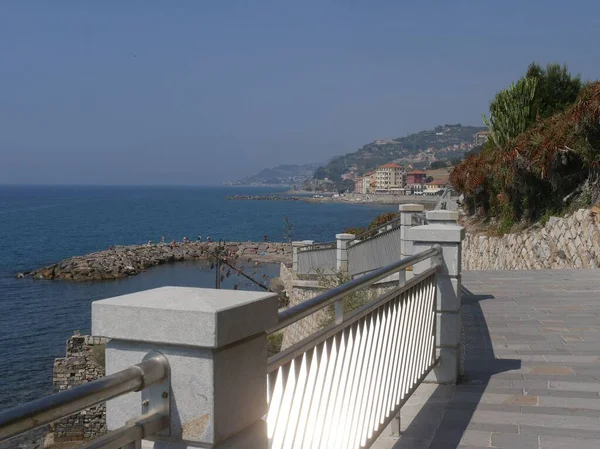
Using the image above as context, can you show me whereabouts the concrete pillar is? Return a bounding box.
[399,204,424,280]
[92,287,278,449]
[292,240,314,273]
[335,233,354,273]
[410,224,465,384]
[335,233,355,322]
[426,210,459,225]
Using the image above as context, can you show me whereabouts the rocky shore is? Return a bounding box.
[23,242,292,281]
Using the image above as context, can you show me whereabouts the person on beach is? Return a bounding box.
[183,236,189,243]
[197,234,202,241]
[170,239,176,248]
[161,235,165,244]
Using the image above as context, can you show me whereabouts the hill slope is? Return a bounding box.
[230,162,323,186]
[314,124,486,181]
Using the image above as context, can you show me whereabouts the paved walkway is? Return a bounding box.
[374,269,600,449]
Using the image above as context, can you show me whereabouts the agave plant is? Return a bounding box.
[483,76,538,151]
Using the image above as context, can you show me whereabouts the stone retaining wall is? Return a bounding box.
[51,334,108,443]
[279,263,398,349]
[463,208,600,270]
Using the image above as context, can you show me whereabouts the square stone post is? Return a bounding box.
[292,240,314,273]
[92,287,278,449]
[426,210,459,225]
[399,204,424,280]
[335,233,355,323]
[335,233,354,273]
[410,224,465,384]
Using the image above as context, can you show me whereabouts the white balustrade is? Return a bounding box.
[266,268,438,449]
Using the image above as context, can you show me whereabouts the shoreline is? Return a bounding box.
[22,241,292,281]
[228,191,445,207]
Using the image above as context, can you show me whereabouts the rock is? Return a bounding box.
[547,216,561,228]
[29,241,291,281]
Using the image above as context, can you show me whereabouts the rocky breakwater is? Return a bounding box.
[26,241,292,281]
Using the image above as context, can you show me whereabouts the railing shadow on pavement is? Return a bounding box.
[394,286,522,449]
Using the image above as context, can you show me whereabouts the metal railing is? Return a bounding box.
[0,352,170,449]
[412,212,427,225]
[297,247,337,275]
[435,188,453,210]
[347,226,404,277]
[266,247,441,448]
[349,216,402,245]
[298,241,336,252]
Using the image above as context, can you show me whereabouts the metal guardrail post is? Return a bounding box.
[92,287,279,449]
[410,223,465,384]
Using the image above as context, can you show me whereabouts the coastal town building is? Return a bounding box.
[364,171,376,194]
[473,130,490,146]
[405,170,427,193]
[406,170,427,186]
[424,179,448,195]
[375,163,405,191]
[354,177,364,194]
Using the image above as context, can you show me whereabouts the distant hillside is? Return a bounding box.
[230,162,324,186]
[314,124,487,181]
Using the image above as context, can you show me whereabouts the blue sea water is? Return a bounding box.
[0,185,395,411]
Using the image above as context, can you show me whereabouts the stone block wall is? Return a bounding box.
[51,334,108,442]
[279,263,398,349]
[463,208,600,270]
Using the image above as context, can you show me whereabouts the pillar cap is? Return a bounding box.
[409,224,465,243]
[336,233,355,240]
[399,204,425,212]
[92,287,278,348]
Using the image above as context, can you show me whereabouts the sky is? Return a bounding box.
[1,1,599,185]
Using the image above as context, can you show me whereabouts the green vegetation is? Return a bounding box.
[451,62,599,230]
[430,160,450,169]
[317,270,377,328]
[343,212,399,237]
[483,76,538,150]
[314,124,486,183]
[267,333,283,357]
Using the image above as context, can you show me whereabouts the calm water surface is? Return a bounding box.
[0,185,395,410]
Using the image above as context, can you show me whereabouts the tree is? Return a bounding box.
[430,160,448,169]
[526,63,582,120]
[426,176,434,183]
[283,217,293,252]
[339,179,355,193]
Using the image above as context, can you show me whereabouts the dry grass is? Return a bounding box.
[425,167,451,183]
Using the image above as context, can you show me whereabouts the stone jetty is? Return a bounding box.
[26,241,292,281]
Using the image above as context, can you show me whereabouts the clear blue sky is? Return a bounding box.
[1,1,599,185]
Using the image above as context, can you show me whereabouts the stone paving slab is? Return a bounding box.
[374,269,600,449]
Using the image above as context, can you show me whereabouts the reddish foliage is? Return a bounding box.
[451,82,600,220]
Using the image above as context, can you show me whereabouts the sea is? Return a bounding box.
[0,185,397,414]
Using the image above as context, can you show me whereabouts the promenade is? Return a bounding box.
[375,269,600,449]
